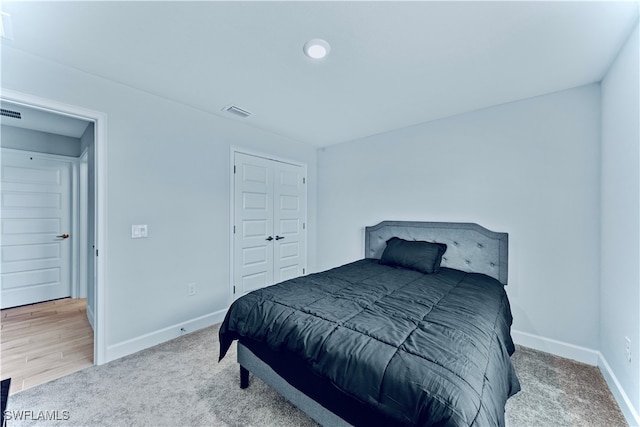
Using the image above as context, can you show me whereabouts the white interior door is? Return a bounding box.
[273,162,306,283]
[234,153,275,295]
[233,152,306,298]
[1,150,73,309]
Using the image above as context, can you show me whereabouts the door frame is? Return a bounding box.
[229,147,307,303]
[78,148,89,300]
[1,89,109,365]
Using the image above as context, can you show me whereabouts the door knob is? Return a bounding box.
[275,236,285,240]
[56,233,70,239]
[265,236,274,241]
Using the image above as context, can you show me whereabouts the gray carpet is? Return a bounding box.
[5,324,628,426]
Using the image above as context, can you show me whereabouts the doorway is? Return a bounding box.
[0,89,107,365]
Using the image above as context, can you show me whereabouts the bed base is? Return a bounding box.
[237,342,352,427]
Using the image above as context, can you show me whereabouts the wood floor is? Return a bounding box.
[0,298,94,395]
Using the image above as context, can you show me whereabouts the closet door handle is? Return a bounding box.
[265,236,274,241]
[56,233,70,239]
[275,236,285,241]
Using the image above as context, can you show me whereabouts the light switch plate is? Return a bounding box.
[131,224,148,238]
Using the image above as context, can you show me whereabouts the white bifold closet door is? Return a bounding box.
[233,152,306,298]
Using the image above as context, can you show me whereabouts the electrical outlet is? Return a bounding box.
[188,283,196,296]
[625,337,631,362]
[131,224,148,239]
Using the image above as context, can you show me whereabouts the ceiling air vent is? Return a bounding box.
[222,104,253,119]
[1,108,21,119]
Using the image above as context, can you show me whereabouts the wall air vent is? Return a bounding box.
[222,104,254,119]
[1,108,21,119]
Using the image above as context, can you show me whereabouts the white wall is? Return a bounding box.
[600,22,640,422]
[1,46,317,360]
[1,125,82,156]
[317,85,602,351]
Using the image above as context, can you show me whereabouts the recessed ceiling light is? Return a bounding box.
[303,39,330,60]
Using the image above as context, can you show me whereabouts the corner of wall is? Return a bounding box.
[599,353,640,427]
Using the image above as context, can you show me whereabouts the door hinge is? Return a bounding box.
[303,222,306,230]
[303,268,306,275]
[233,225,236,234]
[303,177,306,184]
[233,285,236,294]
[234,165,236,174]
[96,249,99,257]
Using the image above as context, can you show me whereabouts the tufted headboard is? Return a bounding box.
[365,221,508,285]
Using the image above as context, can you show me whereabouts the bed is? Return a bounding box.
[219,221,521,426]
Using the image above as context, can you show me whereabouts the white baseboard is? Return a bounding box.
[105,309,226,362]
[598,353,640,427]
[511,329,600,365]
[511,329,640,427]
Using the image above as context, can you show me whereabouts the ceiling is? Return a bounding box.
[1,1,638,147]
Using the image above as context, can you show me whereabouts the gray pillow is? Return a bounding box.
[379,237,447,274]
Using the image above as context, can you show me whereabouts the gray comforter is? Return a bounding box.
[219,259,521,426]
